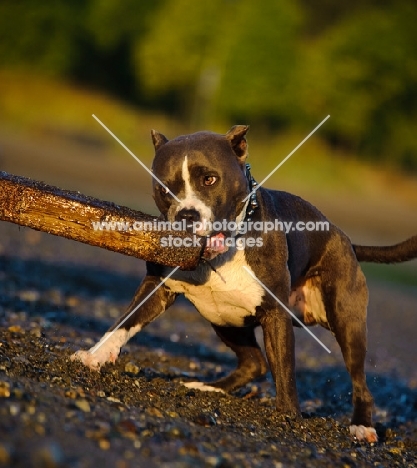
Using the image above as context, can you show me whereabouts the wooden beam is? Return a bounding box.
[0,171,204,270]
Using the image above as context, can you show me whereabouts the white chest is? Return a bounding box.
[165,250,264,327]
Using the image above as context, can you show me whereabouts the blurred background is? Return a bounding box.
[0,0,416,284]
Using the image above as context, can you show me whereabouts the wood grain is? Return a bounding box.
[0,171,204,269]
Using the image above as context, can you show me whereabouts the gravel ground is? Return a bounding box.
[0,221,416,468]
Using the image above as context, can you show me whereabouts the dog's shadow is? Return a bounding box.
[1,254,415,430]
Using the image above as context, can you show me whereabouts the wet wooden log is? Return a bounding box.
[0,171,204,270]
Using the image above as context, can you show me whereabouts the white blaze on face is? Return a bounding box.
[178,155,213,234]
[182,155,193,200]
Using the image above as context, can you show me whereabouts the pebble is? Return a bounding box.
[19,290,41,302]
[389,447,403,455]
[64,389,78,399]
[74,399,91,413]
[30,327,42,337]
[166,425,188,439]
[107,396,121,403]
[65,296,79,307]
[189,361,199,370]
[98,439,111,450]
[0,381,10,398]
[124,361,140,375]
[146,407,163,418]
[9,403,20,416]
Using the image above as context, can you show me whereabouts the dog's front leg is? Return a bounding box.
[260,309,301,418]
[71,275,176,370]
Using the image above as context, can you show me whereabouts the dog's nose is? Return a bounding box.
[175,208,201,229]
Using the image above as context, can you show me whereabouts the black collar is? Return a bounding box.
[245,163,259,221]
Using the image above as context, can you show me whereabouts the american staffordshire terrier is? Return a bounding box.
[72,126,417,443]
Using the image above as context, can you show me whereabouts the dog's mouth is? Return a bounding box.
[203,232,228,260]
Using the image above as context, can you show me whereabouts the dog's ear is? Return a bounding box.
[226,125,249,162]
[151,130,169,150]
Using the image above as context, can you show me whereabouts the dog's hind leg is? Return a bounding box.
[325,267,378,443]
[183,325,268,393]
[335,319,377,442]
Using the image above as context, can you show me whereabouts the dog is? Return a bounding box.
[72,126,417,443]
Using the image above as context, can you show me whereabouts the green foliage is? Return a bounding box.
[77,0,163,101]
[0,0,161,100]
[135,0,231,117]
[293,2,417,169]
[0,0,84,75]
[136,0,302,123]
[85,0,155,50]
[137,0,222,94]
[0,0,416,171]
[214,0,302,125]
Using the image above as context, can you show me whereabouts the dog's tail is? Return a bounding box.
[353,235,417,263]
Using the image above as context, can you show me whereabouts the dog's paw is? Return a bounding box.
[70,348,117,371]
[70,331,125,370]
[349,425,378,443]
[182,381,226,394]
[70,350,101,370]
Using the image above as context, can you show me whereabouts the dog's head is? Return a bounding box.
[151,126,250,243]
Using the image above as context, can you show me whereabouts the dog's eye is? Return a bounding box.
[203,175,217,186]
